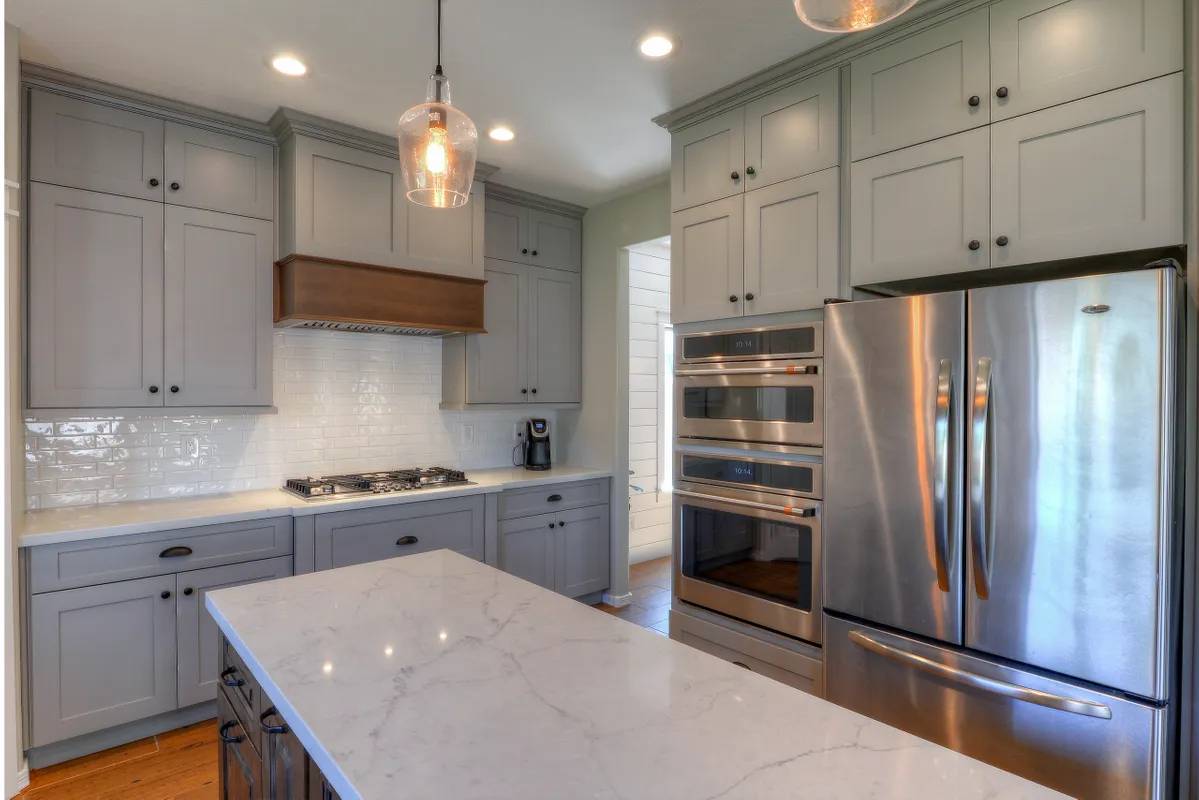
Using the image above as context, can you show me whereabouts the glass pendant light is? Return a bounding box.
[792,0,918,32]
[397,0,478,208]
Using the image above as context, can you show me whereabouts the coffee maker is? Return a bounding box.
[524,418,551,470]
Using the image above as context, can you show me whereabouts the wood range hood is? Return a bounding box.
[274,254,486,337]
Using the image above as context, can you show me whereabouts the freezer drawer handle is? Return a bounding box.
[932,359,954,592]
[674,489,816,517]
[848,630,1112,719]
[969,358,995,598]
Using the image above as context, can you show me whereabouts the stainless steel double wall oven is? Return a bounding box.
[673,323,824,643]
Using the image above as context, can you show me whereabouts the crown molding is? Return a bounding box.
[270,107,500,182]
[652,0,988,132]
[21,62,277,144]
[486,183,587,217]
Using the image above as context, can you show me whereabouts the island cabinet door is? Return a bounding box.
[498,514,557,591]
[261,706,308,800]
[29,574,177,747]
[177,557,294,708]
[314,495,487,570]
[553,504,611,599]
[218,688,264,800]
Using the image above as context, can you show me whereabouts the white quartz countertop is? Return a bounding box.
[17,465,611,547]
[206,550,1065,800]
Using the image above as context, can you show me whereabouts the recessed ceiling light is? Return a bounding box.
[639,35,674,58]
[271,55,307,76]
[488,126,515,142]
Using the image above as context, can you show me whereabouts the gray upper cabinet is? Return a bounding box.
[526,209,581,272]
[743,69,839,191]
[989,74,1183,268]
[671,107,745,211]
[484,197,526,262]
[466,260,527,404]
[164,206,274,406]
[177,556,293,708]
[671,195,744,324]
[401,182,485,278]
[527,267,581,402]
[28,183,165,408]
[29,574,177,746]
[989,0,1183,121]
[29,89,165,202]
[850,7,990,160]
[313,496,486,570]
[164,122,274,220]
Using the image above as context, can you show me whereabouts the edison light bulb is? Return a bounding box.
[424,128,449,176]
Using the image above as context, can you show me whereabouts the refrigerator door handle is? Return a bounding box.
[933,359,953,592]
[969,357,994,598]
[848,630,1113,719]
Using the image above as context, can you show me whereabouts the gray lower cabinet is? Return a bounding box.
[498,515,556,590]
[29,574,178,746]
[177,557,293,707]
[499,500,610,598]
[313,495,486,570]
[218,687,264,800]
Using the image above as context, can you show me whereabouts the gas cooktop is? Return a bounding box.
[284,467,470,499]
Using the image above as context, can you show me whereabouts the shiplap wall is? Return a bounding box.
[628,245,672,564]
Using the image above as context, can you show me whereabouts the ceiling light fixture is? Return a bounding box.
[639,34,674,58]
[397,0,478,209]
[271,55,307,76]
[792,0,917,32]
[488,126,515,142]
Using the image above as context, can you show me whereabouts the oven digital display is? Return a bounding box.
[682,455,813,493]
[682,327,816,361]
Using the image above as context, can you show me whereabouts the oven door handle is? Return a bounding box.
[674,365,819,377]
[673,489,816,517]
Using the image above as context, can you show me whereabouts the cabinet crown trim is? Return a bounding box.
[486,183,587,218]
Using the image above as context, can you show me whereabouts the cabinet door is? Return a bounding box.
[266,717,308,800]
[527,267,581,403]
[314,496,487,570]
[177,557,293,708]
[499,515,556,590]
[744,69,839,190]
[466,260,528,403]
[990,0,1182,121]
[401,181,485,279]
[526,209,581,272]
[850,127,990,285]
[29,89,164,202]
[291,136,408,268]
[670,107,745,211]
[29,574,176,746]
[219,689,263,800]
[163,206,274,406]
[28,183,165,408]
[554,504,611,598]
[483,197,528,262]
[670,196,744,324]
[744,167,839,315]
[850,7,990,160]
[990,74,1183,267]
[164,122,274,220]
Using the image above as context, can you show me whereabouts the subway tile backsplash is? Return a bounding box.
[24,330,550,510]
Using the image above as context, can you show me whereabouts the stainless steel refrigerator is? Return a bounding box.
[822,265,1182,799]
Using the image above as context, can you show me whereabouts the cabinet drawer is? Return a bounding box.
[28,517,293,594]
[315,495,486,570]
[221,636,265,757]
[669,607,823,697]
[499,479,609,520]
[218,686,265,797]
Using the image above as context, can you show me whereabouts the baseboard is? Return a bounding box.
[13,764,29,796]
[26,701,216,769]
[602,590,633,607]
[629,540,671,565]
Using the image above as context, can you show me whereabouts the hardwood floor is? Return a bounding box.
[17,555,675,799]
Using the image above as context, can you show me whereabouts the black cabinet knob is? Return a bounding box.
[183,587,194,596]
[548,522,556,529]
[995,235,1009,247]
[745,166,756,176]
[149,385,159,394]
[558,520,566,527]
[968,240,981,251]
[730,171,740,180]
[169,181,180,191]
[521,248,529,254]
[531,250,538,256]
[745,292,755,301]
[531,388,537,394]
[729,295,738,303]
[148,178,160,187]
[160,590,171,599]
[968,95,981,107]
[995,86,1009,99]
[521,388,528,394]
[170,385,179,393]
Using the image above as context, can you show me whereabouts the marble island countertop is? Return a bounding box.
[206,549,1066,800]
[17,465,611,547]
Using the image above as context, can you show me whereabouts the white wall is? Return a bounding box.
[559,179,669,602]
[24,330,551,509]
[627,243,671,564]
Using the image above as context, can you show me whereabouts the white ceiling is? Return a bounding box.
[7,0,835,206]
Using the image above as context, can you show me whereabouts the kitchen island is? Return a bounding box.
[206,549,1064,799]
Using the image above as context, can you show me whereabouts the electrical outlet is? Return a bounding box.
[513,423,524,442]
[186,435,201,459]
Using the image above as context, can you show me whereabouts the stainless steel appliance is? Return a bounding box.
[284,467,469,499]
[822,265,1183,799]
[675,323,823,447]
[523,418,551,470]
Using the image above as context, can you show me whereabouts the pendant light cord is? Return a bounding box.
[436,0,443,73]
